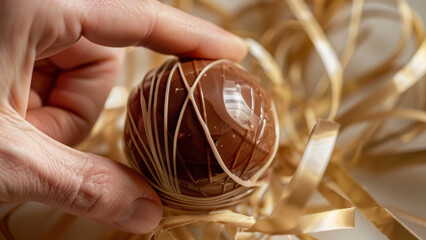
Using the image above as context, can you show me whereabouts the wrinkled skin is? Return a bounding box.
[0,0,246,234]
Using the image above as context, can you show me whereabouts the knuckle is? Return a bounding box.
[68,160,115,217]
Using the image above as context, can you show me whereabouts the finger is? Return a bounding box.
[26,38,124,146]
[79,0,247,61]
[0,118,162,234]
[28,89,43,110]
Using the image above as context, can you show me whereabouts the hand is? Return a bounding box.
[0,0,246,234]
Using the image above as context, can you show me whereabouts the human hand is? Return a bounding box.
[0,0,246,234]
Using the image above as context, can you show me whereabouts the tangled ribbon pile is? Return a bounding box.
[1,0,425,239]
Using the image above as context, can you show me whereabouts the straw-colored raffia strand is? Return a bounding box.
[1,0,425,239]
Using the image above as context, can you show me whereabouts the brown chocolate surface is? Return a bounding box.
[124,59,277,200]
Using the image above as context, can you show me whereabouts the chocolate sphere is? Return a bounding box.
[124,59,278,211]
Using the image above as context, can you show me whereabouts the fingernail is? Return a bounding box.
[115,198,163,234]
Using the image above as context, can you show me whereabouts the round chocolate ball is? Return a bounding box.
[124,59,278,211]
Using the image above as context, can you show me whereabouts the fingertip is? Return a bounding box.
[114,198,163,234]
[99,159,163,234]
[174,29,248,62]
[226,34,248,62]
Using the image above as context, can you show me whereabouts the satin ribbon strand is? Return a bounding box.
[250,120,340,233]
[326,163,421,240]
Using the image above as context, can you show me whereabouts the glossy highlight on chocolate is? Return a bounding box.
[124,58,279,211]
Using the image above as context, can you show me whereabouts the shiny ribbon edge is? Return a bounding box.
[250,120,343,234]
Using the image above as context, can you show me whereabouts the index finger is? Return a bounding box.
[79,0,247,61]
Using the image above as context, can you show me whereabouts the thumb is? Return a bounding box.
[0,115,162,234]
